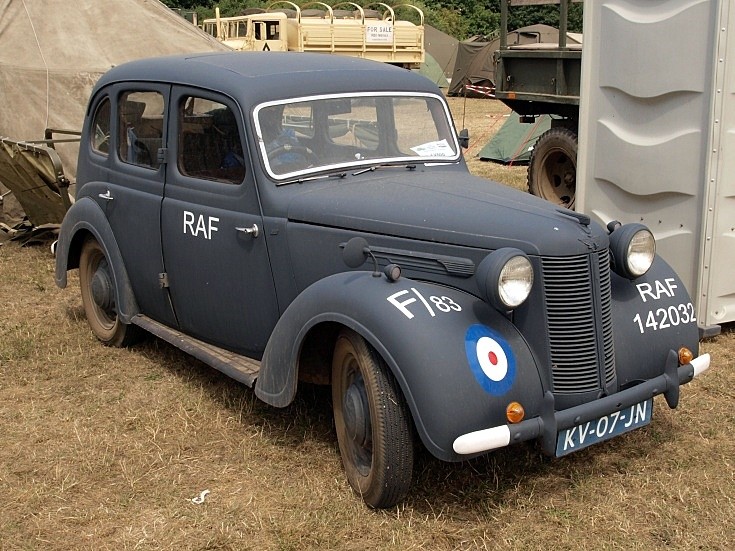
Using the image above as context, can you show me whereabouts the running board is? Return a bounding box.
[131,315,261,387]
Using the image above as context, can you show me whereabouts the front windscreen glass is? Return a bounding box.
[254,93,460,180]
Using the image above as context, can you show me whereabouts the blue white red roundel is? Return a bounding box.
[465,325,516,395]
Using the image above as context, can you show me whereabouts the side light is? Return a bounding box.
[476,248,534,310]
[609,223,656,279]
[384,263,402,282]
[506,402,525,424]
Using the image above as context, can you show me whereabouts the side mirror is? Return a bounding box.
[458,128,469,149]
[342,236,369,268]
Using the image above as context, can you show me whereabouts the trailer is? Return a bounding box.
[202,1,425,69]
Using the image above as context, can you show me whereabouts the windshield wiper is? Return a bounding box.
[351,163,417,176]
[276,171,347,187]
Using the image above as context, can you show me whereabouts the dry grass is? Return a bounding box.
[1,98,734,550]
[446,97,528,192]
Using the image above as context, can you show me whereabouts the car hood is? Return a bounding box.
[286,169,607,256]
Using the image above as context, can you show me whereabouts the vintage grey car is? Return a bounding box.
[55,52,710,508]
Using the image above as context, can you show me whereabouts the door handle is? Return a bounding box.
[98,190,113,201]
[236,223,259,238]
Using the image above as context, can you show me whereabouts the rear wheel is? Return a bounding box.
[79,237,139,347]
[332,329,413,508]
[528,127,578,210]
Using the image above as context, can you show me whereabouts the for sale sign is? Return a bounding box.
[366,24,394,43]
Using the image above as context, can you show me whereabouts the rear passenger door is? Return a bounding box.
[92,84,177,328]
[160,87,279,357]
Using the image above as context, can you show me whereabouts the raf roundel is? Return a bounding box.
[465,324,516,395]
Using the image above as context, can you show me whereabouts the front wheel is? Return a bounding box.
[332,329,413,508]
[528,127,578,210]
[79,237,140,347]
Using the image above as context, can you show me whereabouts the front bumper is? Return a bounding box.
[453,350,711,456]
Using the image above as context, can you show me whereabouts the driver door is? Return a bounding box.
[160,86,279,357]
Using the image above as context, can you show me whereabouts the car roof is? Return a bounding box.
[94,52,441,107]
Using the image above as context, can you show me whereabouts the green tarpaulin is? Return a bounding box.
[479,113,551,164]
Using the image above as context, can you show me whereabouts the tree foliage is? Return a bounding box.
[162,0,583,39]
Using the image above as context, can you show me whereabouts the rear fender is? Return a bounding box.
[55,197,139,323]
[255,271,543,461]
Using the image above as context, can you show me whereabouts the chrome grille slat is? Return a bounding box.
[541,250,616,394]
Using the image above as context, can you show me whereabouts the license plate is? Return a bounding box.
[555,398,653,457]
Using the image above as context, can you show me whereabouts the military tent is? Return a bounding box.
[478,113,551,164]
[0,0,229,227]
[413,53,450,89]
[424,24,458,79]
[448,37,495,97]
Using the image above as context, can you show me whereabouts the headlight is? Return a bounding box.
[608,223,656,279]
[477,248,534,310]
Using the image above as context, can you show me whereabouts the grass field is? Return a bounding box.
[1,98,733,550]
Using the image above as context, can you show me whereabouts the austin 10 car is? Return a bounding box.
[55,52,711,508]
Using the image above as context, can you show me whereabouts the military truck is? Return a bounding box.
[494,0,582,209]
[202,1,425,69]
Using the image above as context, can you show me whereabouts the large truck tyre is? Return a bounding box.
[528,127,578,210]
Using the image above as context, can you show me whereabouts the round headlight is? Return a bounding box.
[499,255,534,307]
[477,248,534,310]
[609,223,656,279]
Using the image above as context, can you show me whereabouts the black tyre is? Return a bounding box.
[79,237,140,347]
[332,329,413,508]
[528,127,578,210]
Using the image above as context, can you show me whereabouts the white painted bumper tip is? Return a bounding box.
[691,353,711,378]
[453,425,511,455]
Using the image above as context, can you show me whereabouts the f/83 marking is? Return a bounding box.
[633,303,696,334]
[387,288,462,319]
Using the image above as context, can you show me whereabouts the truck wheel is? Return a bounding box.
[332,329,413,508]
[79,237,139,347]
[528,127,578,210]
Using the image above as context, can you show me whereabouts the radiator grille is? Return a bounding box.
[541,250,615,393]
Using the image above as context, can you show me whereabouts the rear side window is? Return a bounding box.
[90,97,111,155]
[118,91,165,169]
[178,96,245,184]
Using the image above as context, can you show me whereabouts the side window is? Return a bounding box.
[118,91,165,169]
[91,97,111,155]
[179,96,245,184]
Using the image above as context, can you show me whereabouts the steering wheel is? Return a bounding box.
[268,145,319,170]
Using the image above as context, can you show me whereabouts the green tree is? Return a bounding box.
[162,0,581,36]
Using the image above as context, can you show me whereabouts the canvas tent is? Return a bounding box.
[423,24,458,79]
[0,0,229,228]
[448,37,496,97]
[413,53,450,89]
[448,24,582,96]
[478,113,551,164]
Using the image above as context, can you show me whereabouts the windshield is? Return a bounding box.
[254,93,460,180]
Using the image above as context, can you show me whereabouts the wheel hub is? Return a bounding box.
[343,379,370,448]
[90,263,114,312]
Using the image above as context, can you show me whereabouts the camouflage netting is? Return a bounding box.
[0,0,229,228]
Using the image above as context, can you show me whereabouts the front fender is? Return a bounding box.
[255,271,544,461]
[611,255,699,386]
[54,197,139,323]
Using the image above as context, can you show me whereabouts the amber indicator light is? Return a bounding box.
[678,347,694,366]
[506,402,525,424]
